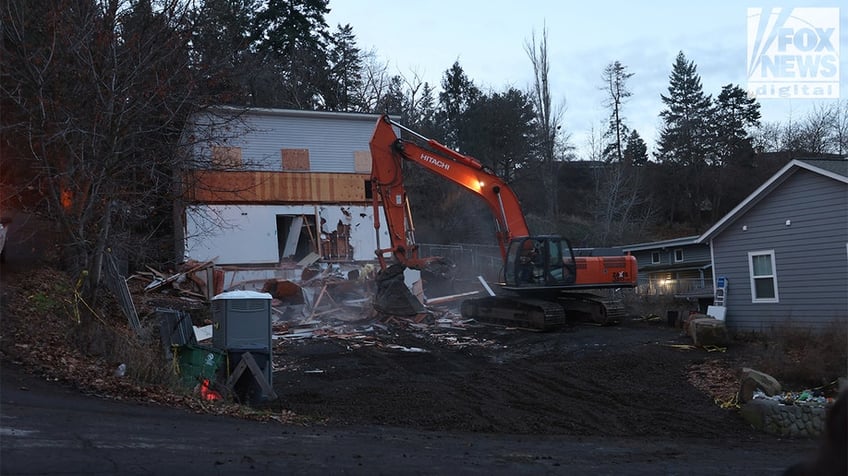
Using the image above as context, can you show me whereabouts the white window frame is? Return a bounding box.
[651,251,661,264]
[747,250,779,303]
[674,248,684,262]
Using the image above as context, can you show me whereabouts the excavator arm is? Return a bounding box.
[370,114,528,269]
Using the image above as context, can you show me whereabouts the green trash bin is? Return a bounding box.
[174,344,224,388]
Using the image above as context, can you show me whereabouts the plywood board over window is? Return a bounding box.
[282,149,310,171]
[212,146,243,169]
[353,151,372,173]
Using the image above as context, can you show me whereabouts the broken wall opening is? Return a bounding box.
[320,218,353,261]
[276,214,318,263]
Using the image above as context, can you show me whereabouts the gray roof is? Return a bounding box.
[698,158,848,242]
[210,105,382,123]
[797,157,848,178]
[621,235,702,252]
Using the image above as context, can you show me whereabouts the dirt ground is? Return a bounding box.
[1,256,837,474]
[262,313,758,439]
[0,246,815,443]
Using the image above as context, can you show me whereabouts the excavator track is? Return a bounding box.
[461,290,626,330]
[556,291,626,326]
[460,296,566,331]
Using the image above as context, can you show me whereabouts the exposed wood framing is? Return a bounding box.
[186,171,370,204]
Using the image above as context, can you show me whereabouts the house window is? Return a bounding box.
[211,146,243,169]
[651,251,661,264]
[282,148,310,171]
[674,249,684,262]
[748,250,779,303]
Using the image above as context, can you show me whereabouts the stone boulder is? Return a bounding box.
[690,318,728,347]
[683,313,708,337]
[738,368,782,403]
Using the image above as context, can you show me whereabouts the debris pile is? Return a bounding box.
[131,258,499,404]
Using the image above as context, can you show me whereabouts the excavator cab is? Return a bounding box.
[504,236,577,287]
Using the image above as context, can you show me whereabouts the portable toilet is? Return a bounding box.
[211,290,273,401]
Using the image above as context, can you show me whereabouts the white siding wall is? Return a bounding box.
[185,204,389,265]
[191,110,380,172]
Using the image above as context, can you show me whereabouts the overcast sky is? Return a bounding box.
[327,1,846,158]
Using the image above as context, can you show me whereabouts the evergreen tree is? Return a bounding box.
[655,51,714,226]
[326,23,364,111]
[252,0,331,108]
[462,88,537,182]
[191,0,260,104]
[712,84,761,167]
[437,61,480,149]
[656,51,713,166]
[623,130,648,166]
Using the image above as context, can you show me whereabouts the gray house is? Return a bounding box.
[697,158,848,332]
[621,236,712,306]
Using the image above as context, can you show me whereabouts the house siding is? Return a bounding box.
[185,204,389,265]
[192,110,379,173]
[620,241,713,300]
[630,245,711,269]
[711,169,848,331]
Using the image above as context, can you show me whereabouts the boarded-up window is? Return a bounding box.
[212,146,243,169]
[282,149,310,171]
[353,151,371,173]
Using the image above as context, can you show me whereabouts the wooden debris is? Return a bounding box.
[144,258,217,293]
[224,352,277,401]
[424,290,480,306]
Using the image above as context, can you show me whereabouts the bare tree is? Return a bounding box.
[834,100,848,155]
[798,103,836,154]
[525,25,568,218]
[753,101,848,155]
[584,122,606,162]
[349,49,393,112]
[0,0,223,317]
[601,61,634,163]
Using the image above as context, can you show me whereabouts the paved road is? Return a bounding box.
[0,361,816,475]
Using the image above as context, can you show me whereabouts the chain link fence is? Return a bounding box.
[417,243,503,282]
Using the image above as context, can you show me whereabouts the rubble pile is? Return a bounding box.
[131,258,506,400]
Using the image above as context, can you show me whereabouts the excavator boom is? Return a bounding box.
[370,115,528,267]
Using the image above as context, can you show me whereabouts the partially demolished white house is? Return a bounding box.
[177,108,389,286]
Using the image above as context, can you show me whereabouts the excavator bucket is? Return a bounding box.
[372,264,425,316]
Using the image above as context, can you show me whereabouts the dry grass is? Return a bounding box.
[629,295,847,399]
[2,266,175,387]
[735,323,848,395]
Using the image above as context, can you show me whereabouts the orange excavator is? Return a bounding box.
[369,114,637,330]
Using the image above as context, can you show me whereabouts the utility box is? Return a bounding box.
[211,290,272,352]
